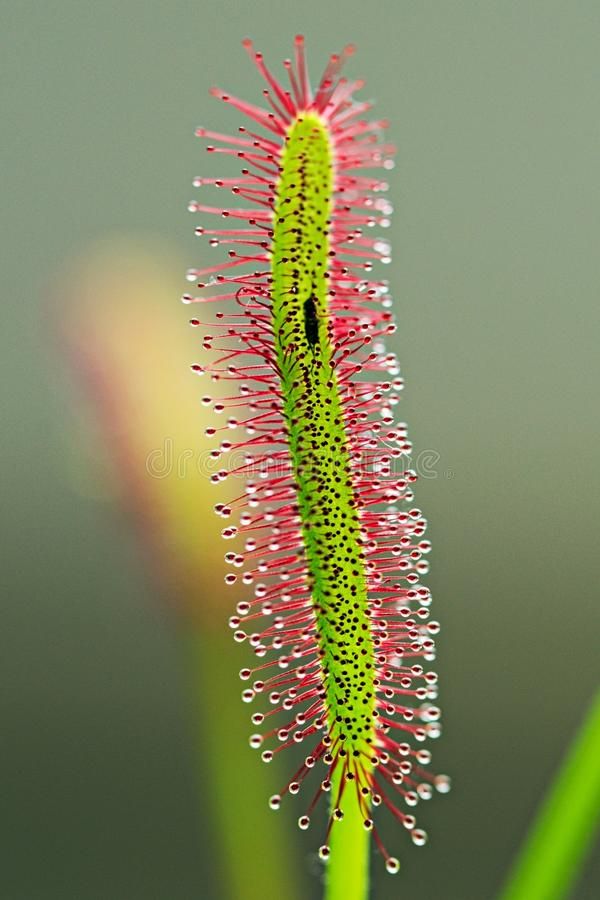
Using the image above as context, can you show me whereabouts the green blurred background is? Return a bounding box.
[2,1,599,898]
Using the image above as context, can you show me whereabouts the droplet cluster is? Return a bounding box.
[190,36,449,872]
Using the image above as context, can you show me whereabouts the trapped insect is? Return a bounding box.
[303,293,319,351]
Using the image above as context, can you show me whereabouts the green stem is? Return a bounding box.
[185,627,303,900]
[325,766,371,900]
[499,689,600,900]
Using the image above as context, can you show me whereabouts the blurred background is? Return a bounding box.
[2,2,599,898]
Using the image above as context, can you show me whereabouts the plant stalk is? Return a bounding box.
[499,688,600,900]
[325,766,371,900]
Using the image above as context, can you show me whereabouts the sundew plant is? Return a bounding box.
[188,36,449,898]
